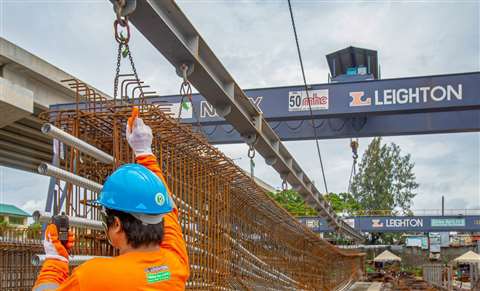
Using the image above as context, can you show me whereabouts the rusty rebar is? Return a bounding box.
[1,79,364,291]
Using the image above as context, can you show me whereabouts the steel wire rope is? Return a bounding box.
[222,124,236,134]
[287,0,329,194]
[203,125,218,136]
[284,120,305,131]
[312,119,326,129]
[270,121,282,130]
[328,118,347,132]
[347,159,355,193]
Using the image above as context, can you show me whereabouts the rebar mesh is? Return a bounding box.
[1,80,364,290]
[0,230,42,291]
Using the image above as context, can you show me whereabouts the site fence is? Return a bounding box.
[0,79,364,290]
[0,231,42,291]
[423,264,453,290]
[423,263,480,291]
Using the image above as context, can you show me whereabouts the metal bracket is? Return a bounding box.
[265,156,277,166]
[292,184,302,192]
[113,0,137,17]
[175,62,195,80]
[280,172,289,181]
[241,133,257,146]
[215,103,231,117]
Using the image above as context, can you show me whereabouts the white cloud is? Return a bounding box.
[21,199,45,216]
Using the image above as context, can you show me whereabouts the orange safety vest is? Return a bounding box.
[33,155,189,291]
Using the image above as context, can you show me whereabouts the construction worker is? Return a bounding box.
[33,109,189,290]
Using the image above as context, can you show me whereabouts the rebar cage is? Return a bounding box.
[1,79,364,290]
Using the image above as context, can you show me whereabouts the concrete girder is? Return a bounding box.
[0,77,33,127]
[0,37,109,173]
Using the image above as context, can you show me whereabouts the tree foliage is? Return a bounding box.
[324,192,361,215]
[27,222,42,239]
[268,190,317,216]
[0,221,10,234]
[351,137,418,214]
[269,191,363,217]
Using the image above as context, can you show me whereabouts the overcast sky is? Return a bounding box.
[0,0,479,215]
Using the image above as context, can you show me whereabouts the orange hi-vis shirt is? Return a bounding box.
[33,155,189,291]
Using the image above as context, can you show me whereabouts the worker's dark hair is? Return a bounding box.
[104,208,164,248]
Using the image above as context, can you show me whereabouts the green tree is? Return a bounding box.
[351,137,418,214]
[268,190,317,216]
[0,221,9,234]
[27,222,42,239]
[324,192,361,215]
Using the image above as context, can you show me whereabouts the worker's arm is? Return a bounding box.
[136,154,188,266]
[33,225,79,291]
[127,110,189,268]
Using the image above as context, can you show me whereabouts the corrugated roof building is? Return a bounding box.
[0,203,30,228]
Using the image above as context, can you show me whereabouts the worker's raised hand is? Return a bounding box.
[43,224,74,263]
[126,107,153,157]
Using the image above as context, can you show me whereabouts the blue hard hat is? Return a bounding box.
[97,164,173,215]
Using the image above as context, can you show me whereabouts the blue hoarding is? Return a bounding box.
[298,215,480,233]
[50,72,480,143]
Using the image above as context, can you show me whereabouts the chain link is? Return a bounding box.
[112,16,145,107]
[348,138,359,192]
[351,138,359,176]
[248,144,256,178]
[178,81,192,121]
[177,66,204,136]
[282,179,288,191]
[247,145,255,159]
[113,42,123,101]
[125,43,145,105]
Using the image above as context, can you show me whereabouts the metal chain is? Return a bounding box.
[177,65,188,121]
[177,81,191,121]
[351,138,359,175]
[177,65,205,136]
[282,179,288,191]
[247,145,255,159]
[112,6,144,106]
[348,138,359,192]
[113,42,123,101]
[125,44,145,105]
[248,144,255,178]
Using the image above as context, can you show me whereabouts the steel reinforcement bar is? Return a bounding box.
[17,80,366,290]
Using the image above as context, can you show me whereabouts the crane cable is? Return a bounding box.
[348,138,359,192]
[287,0,329,194]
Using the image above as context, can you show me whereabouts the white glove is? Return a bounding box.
[43,224,74,263]
[126,117,153,157]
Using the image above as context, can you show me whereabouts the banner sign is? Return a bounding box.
[148,72,479,122]
[355,216,480,232]
[288,89,329,112]
[51,72,480,123]
[431,218,465,227]
[298,215,480,233]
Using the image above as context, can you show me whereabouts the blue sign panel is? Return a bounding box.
[49,72,480,143]
[143,72,480,123]
[298,215,480,233]
[297,217,333,232]
[354,216,480,232]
